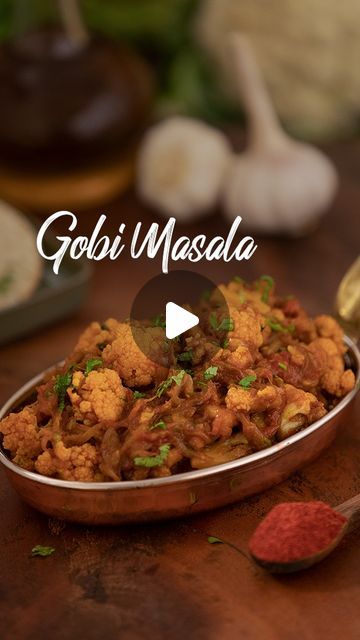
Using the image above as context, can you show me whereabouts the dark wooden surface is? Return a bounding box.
[0,139,359,640]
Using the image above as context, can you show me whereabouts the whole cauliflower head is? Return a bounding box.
[196,0,360,140]
[68,368,127,424]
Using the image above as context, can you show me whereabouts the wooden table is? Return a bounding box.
[0,140,359,640]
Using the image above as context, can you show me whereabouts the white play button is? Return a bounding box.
[165,302,199,340]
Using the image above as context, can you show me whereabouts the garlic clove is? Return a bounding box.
[137,116,232,221]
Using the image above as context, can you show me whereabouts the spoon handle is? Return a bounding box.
[336,494,360,529]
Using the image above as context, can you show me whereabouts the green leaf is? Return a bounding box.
[31,545,55,558]
[152,314,166,328]
[54,369,73,412]
[156,370,186,397]
[133,390,146,399]
[134,444,171,468]
[84,358,103,376]
[149,420,167,431]
[177,350,193,363]
[0,271,13,295]
[239,374,257,389]
[278,362,288,371]
[233,276,243,283]
[207,536,223,544]
[210,313,234,332]
[258,275,274,304]
[222,339,229,349]
[266,318,295,334]
[204,366,218,381]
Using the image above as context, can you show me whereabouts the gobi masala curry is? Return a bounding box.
[0,277,355,482]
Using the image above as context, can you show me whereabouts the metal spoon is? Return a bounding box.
[251,495,360,573]
[335,255,360,340]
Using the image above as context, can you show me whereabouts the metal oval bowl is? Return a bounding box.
[1,336,359,525]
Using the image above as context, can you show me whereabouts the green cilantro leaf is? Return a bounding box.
[31,545,55,558]
[156,370,186,397]
[134,444,171,468]
[266,318,295,333]
[133,390,146,399]
[233,276,243,283]
[54,369,73,412]
[258,275,274,303]
[239,374,257,389]
[278,362,288,371]
[177,350,193,363]
[210,313,234,332]
[84,358,103,376]
[202,289,211,301]
[204,366,218,381]
[209,312,218,330]
[152,314,166,328]
[207,536,223,544]
[149,420,167,431]
[0,271,13,295]
[222,338,229,349]
[218,317,234,331]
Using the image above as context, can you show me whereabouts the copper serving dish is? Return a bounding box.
[0,336,359,525]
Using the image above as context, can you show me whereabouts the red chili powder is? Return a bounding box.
[249,501,347,563]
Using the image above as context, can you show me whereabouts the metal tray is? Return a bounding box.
[0,337,359,525]
[0,234,91,346]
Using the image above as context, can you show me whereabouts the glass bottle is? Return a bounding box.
[0,0,154,211]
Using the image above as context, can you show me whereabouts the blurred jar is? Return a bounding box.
[0,0,154,211]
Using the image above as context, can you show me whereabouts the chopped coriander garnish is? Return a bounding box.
[84,358,103,376]
[152,314,166,328]
[207,536,223,544]
[239,374,257,389]
[149,420,167,431]
[233,276,243,284]
[218,317,234,331]
[31,545,55,558]
[133,390,146,399]
[266,318,295,334]
[258,275,274,303]
[222,338,229,349]
[0,271,13,295]
[156,370,186,397]
[54,369,73,412]
[278,362,288,371]
[134,444,171,468]
[177,350,193,363]
[202,289,211,301]
[204,366,218,381]
[210,313,234,332]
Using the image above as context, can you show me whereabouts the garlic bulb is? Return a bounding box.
[137,116,232,221]
[222,34,338,235]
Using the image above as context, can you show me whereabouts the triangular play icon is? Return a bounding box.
[165,302,199,340]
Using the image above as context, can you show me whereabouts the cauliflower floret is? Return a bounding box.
[309,338,355,397]
[68,368,127,424]
[227,305,264,352]
[314,315,345,353]
[226,384,284,413]
[35,441,99,481]
[278,384,326,439]
[217,282,270,314]
[0,405,42,469]
[69,318,121,362]
[102,323,169,387]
